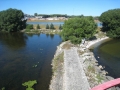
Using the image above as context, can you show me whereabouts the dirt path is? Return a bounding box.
[64,47,90,90]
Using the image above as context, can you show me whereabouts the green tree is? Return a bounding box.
[36,24,40,29]
[59,24,62,30]
[26,24,33,29]
[46,24,49,29]
[99,9,120,38]
[0,8,26,32]
[34,13,38,16]
[50,23,55,29]
[61,17,97,44]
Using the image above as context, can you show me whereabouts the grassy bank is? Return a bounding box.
[22,24,62,34]
[33,24,60,30]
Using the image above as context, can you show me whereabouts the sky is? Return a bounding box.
[0,0,120,16]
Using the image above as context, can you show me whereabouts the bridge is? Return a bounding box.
[91,78,120,90]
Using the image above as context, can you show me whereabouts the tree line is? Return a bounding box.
[34,13,68,18]
[26,24,62,30]
[0,8,120,43]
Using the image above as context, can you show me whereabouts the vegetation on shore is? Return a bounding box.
[24,24,62,34]
[0,8,26,32]
[61,16,97,44]
[100,9,120,38]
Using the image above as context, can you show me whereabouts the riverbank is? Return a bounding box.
[78,37,120,89]
[50,37,119,90]
[21,29,61,35]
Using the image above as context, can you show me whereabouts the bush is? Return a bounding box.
[100,9,120,38]
[59,24,62,30]
[26,24,33,29]
[36,24,40,29]
[50,23,55,29]
[46,24,49,29]
[0,8,26,32]
[61,16,97,44]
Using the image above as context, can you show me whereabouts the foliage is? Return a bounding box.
[46,24,49,29]
[26,24,33,29]
[59,24,62,30]
[34,13,37,16]
[22,80,37,90]
[0,8,26,32]
[1,87,5,90]
[37,14,68,18]
[36,24,40,29]
[50,23,55,29]
[96,74,104,84]
[99,9,120,38]
[61,16,97,44]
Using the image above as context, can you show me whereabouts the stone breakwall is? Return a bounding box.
[79,37,120,90]
[49,39,119,90]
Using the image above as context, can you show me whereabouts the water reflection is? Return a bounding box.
[50,34,54,39]
[26,33,40,37]
[0,32,27,49]
[0,33,62,90]
[93,39,120,78]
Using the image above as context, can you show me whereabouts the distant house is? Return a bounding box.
[35,16,43,19]
[46,17,59,20]
[46,18,54,20]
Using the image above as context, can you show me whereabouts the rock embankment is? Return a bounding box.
[50,39,119,90]
[50,41,90,90]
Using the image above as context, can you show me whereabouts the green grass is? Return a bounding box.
[96,74,104,84]
[87,65,95,73]
[52,52,64,73]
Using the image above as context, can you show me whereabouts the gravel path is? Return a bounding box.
[64,47,90,90]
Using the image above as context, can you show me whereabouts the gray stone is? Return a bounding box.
[64,48,90,90]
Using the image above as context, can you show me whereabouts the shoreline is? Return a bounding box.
[86,37,109,48]
[49,37,118,90]
[79,37,119,89]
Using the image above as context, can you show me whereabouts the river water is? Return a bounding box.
[92,39,120,78]
[27,22,64,25]
[26,21,102,27]
[0,33,62,90]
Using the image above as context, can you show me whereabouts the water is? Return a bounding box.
[92,39,120,78]
[27,22,64,25]
[27,21,101,27]
[0,32,62,90]
[97,22,102,27]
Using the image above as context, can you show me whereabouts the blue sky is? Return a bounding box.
[0,0,120,16]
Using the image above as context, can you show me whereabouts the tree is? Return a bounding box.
[36,24,40,29]
[46,24,49,29]
[26,24,33,29]
[50,23,55,29]
[0,8,26,32]
[34,13,38,16]
[61,17,97,44]
[59,24,62,30]
[99,9,120,38]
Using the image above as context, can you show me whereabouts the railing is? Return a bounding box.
[91,78,120,90]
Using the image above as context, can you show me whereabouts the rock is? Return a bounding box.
[99,65,103,69]
[106,76,114,81]
[115,86,120,90]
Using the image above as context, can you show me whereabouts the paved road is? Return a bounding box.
[64,48,90,90]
